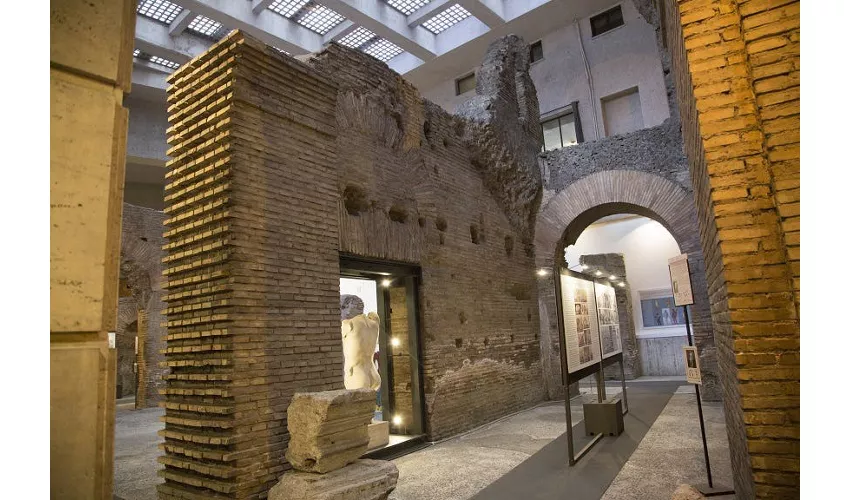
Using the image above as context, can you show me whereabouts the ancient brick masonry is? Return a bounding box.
[160,34,342,499]
[662,0,800,497]
[119,203,166,407]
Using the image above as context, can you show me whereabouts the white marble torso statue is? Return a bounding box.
[341,312,381,391]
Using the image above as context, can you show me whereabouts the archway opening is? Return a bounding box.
[562,211,689,381]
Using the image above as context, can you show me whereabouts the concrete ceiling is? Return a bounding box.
[130,0,615,96]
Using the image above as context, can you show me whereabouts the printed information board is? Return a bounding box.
[668,254,694,306]
[595,282,623,359]
[683,346,702,384]
[560,272,602,373]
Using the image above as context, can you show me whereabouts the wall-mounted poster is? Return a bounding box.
[560,272,602,373]
[595,282,622,358]
[683,346,702,384]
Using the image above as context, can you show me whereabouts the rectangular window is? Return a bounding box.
[638,291,687,328]
[455,73,476,95]
[590,5,624,37]
[529,41,543,63]
[541,113,579,151]
[602,87,643,137]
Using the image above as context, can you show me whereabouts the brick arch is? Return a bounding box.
[536,170,701,262]
[533,170,720,401]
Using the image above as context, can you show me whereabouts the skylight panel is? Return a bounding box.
[362,38,404,62]
[136,0,183,24]
[187,15,224,37]
[268,0,310,18]
[421,4,471,34]
[294,3,347,35]
[149,55,181,69]
[133,49,181,70]
[385,0,431,16]
[338,27,377,49]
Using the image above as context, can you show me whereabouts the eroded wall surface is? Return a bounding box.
[119,203,166,407]
[310,36,546,441]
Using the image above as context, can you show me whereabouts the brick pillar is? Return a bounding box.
[159,33,341,499]
[663,1,800,497]
[136,309,148,408]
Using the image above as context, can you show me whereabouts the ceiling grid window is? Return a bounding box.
[267,1,347,35]
[385,0,432,15]
[136,0,183,24]
[422,4,472,34]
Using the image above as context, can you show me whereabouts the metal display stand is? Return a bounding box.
[668,255,734,497]
[554,267,629,466]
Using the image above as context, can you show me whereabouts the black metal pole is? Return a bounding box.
[684,305,713,488]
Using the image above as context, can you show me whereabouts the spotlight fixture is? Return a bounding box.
[595,270,602,276]
[381,279,392,287]
[609,275,617,280]
[537,269,549,276]
[391,337,401,347]
[392,415,403,426]
[618,282,626,287]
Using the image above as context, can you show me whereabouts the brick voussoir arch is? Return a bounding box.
[534,169,720,402]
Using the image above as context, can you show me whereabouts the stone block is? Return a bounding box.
[268,459,398,500]
[671,484,705,500]
[367,421,389,451]
[286,389,376,473]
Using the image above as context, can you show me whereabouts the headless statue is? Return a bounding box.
[341,312,381,391]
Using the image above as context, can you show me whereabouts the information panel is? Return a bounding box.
[668,254,694,306]
[560,272,602,373]
[595,282,623,359]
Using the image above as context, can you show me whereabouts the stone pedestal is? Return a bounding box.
[285,389,376,474]
[367,421,390,450]
[269,459,398,500]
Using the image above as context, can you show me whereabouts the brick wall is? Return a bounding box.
[160,34,341,499]
[309,37,546,440]
[662,0,800,497]
[120,203,166,408]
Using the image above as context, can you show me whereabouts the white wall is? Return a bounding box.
[420,0,669,142]
[564,215,686,338]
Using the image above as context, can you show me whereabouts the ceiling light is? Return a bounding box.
[392,415,403,426]
[391,337,401,347]
[382,279,392,287]
[618,282,626,287]
[137,0,183,24]
[537,269,549,276]
[595,270,602,276]
[609,275,617,280]
[386,0,432,16]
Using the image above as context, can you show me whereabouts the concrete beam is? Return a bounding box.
[251,0,276,14]
[320,0,437,60]
[170,0,324,54]
[323,20,359,44]
[169,9,194,36]
[130,64,168,101]
[458,0,505,28]
[407,0,455,28]
[135,15,211,63]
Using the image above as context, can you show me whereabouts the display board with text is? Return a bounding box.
[559,273,603,373]
[595,282,623,359]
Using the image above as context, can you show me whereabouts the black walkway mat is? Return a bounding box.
[471,382,681,500]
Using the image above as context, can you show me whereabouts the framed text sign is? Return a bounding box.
[668,254,694,306]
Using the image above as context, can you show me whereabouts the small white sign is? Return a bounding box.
[108,331,116,349]
[668,254,694,306]
[683,346,702,384]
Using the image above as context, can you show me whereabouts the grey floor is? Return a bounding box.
[113,380,733,500]
[113,407,163,500]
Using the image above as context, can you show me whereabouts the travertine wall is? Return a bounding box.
[662,0,800,497]
[50,0,135,497]
[160,33,546,498]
